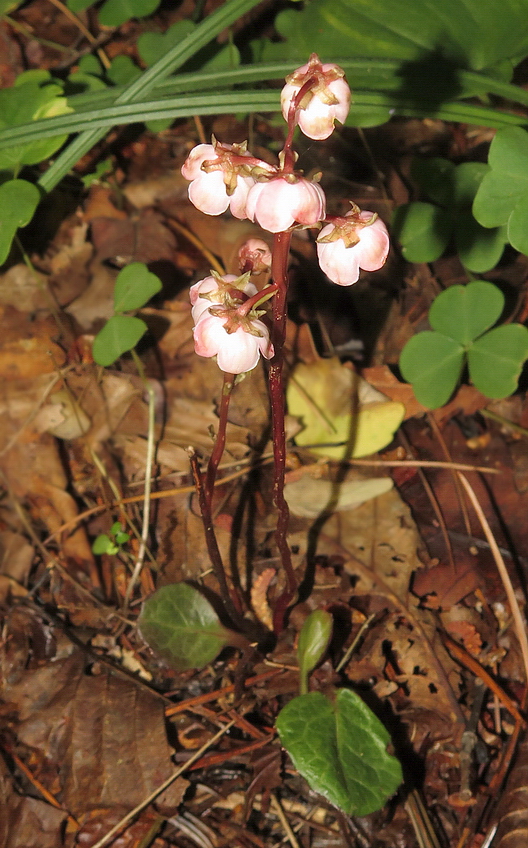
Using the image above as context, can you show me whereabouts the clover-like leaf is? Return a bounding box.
[0,179,40,265]
[139,583,236,671]
[92,315,147,367]
[298,610,333,695]
[98,0,161,28]
[392,202,452,263]
[113,262,162,312]
[276,689,402,816]
[468,324,528,398]
[399,332,464,409]
[454,212,507,273]
[428,281,504,345]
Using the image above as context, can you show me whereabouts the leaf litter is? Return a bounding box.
[1,7,528,848]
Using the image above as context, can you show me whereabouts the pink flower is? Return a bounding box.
[317,208,390,286]
[281,54,350,140]
[246,176,326,233]
[238,238,272,273]
[181,141,261,219]
[190,273,256,322]
[193,309,274,374]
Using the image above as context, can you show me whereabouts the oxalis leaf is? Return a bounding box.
[0,179,40,265]
[113,262,162,312]
[139,583,238,671]
[429,281,504,346]
[92,315,147,367]
[468,324,528,398]
[276,690,402,816]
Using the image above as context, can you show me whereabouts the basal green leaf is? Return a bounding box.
[399,332,464,409]
[473,169,527,228]
[506,192,528,255]
[276,689,402,816]
[92,315,147,366]
[113,262,162,312]
[488,126,528,175]
[451,162,489,209]
[139,583,234,671]
[428,282,504,345]
[473,128,528,233]
[468,324,528,398]
[455,213,506,272]
[98,0,160,28]
[298,610,333,695]
[392,202,452,263]
[411,157,455,208]
[0,179,40,265]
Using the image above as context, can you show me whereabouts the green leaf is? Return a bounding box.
[276,689,402,816]
[392,202,452,263]
[399,332,464,409]
[468,324,528,398]
[298,610,333,695]
[67,0,92,11]
[106,55,142,87]
[98,0,160,28]
[0,179,40,265]
[429,281,504,345]
[113,262,162,312]
[92,534,118,555]
[455,212,507,272]
[473,127,528,239]
[138,21,196,68]
[411,157,455,208]
[450,162,489,209]
[139,583,234,671]
[506,192,528,255]
[92,315,148,366]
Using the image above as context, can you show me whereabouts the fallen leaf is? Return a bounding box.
[285,474,393,518]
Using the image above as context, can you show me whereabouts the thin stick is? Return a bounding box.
[271,792,302,848]
[47,0,111,69]
[457,473,528,685]
[89,720,235,848]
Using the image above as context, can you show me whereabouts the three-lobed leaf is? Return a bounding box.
[399,332,464,409]
[139,583,235,671]
[428,282,504,345]
[468,324,528,398]
[276,689,402,816]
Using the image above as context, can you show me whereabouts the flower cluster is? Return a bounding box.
[181,55,390,373]
[190,273,274,374]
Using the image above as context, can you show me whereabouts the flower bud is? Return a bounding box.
[193,309,274,374]
[316,207,389,286]
[281,53,350,140]
[181,141,261,219]
[246,176,326,233]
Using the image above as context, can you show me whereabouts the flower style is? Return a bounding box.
[193,308,274,374]
[281,53,350,140]
[181,140,271,219]
[190,273,256,323]
[238,238,272,274]
[316,206,390,286]
[246,175,326,233]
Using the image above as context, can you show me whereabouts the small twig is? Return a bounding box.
[89,720,235,848]
[124,352,157,609]
[457,473,528,685]
[166,217,225,274]
[46,0,111,69]
[205,373,235,509]
[270,792,302,848]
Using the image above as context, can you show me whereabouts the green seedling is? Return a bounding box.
[92,521,130,555]
[298,609,333,695]
[92,262,162,367]
[392,158,507,272]
[139,583,248,671]
[400,281,528,408]
[473,126,528,256]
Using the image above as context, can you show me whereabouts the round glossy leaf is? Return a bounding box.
[276,689,402,816]
[113,262,162,312]
[428,281,504,345]
[92,315,147,366]
[139,583,233,671]
[392,202,452,263]
[468,324,528,398]
[399,332,464,409]
[455,213,507,273]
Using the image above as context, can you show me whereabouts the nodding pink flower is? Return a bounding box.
[238,238,272,273]
[246,175,326,233]
[190,273,257,323]
[316,206,390,286]
[281,53,350,140]
[181,140,270,219]
[193,309,274,374]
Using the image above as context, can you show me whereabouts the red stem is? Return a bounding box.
[205,372,234,510]
[268,231,298,632]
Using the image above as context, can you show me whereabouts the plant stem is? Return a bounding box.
[205,373,235,509]
[269,231,297,632]
[189,451,245,626]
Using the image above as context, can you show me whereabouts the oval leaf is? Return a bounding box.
[399,332,464,409]
[113,262,162,312]
[276,689,402,816]
[468,324,528,398]
[92,315,147,366]
[455,213,506,273]
[392,202,452,263]
[139,583,233,671]
[428,281,504,345]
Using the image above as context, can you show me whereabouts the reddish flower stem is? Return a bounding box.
[268,231,298,632]
[205,372,235,510]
